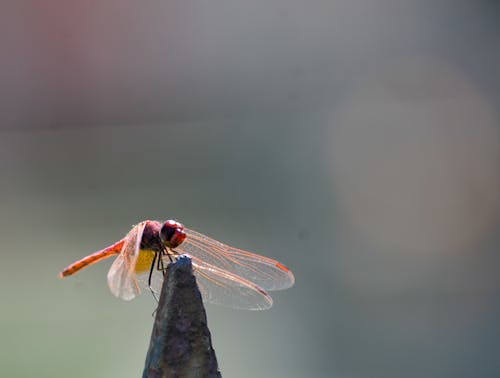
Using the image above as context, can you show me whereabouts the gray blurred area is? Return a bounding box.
[1,1,500,377]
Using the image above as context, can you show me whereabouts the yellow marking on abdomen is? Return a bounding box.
[135,250,156,273]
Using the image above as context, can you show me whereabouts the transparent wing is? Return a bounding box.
[175,228,295,291]
[107,222,146,301]
[136,254,273,310]
[191,256,272,310]
[136,262,165,298]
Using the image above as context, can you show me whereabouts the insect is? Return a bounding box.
[60,220,294,310]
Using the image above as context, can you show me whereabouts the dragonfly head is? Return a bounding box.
[160,220,186,249]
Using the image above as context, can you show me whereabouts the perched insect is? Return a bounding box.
[60,220,294,310]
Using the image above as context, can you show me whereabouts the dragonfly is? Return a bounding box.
[60,220,294,310]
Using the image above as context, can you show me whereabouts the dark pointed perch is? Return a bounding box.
[143,255,222,378]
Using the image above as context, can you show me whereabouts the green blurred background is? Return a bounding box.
[1,1,500,377]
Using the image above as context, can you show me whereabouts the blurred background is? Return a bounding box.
[1,1,500,377]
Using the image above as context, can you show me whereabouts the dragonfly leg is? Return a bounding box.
[157,248,176,277]
[148,252,160,302]
[157,249,165,276]
[164,248,175,263]
[149,250,185,313]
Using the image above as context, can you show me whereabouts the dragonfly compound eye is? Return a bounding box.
[160,220,186,248]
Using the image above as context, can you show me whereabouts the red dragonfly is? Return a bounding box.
[60,220,294,310]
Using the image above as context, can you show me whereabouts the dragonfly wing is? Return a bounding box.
[136,263,165,298]
[190,256,273,310]
[107,222,146,301]
[136,253,273,309]
[176,228,295,291]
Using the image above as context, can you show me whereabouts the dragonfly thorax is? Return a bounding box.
[139,221,164,252]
